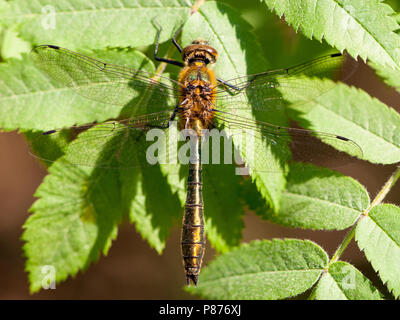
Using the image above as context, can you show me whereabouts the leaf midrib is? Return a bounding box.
[198,10,239,76]
[202,267,325,286]
[367,212,400,248]
[284,190,363,214]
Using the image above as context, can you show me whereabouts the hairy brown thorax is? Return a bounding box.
[178,39,218,135]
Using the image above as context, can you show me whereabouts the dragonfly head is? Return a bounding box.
[182,39,218,66]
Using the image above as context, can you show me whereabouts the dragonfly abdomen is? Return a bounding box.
[181,137,205,286]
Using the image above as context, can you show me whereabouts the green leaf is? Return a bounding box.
[0,49,155,131]
[314,261,383,299]
[23,160,123,293]
[256,3,336,67]
[203,162,244,253]
[0,0,6,12]
[0,26,31,60]
[182,1,287,211]
[372,61,400,93]
[188,239,328,299]
[24,123,184,291]
[262,0,400,70]
[0,0,192,49]
[287,80,400,164]
[116,127,183,254]
[261,163,370,230]
[356,204,400,298]
[122,164,183,254]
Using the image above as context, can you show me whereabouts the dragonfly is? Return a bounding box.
[30,25,362,286]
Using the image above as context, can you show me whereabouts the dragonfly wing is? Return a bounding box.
[31,45,180,114]
[215,53,356,112]
[29,110,179,168]
[213,111,363,173]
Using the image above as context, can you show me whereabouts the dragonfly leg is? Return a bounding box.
[216,77,241,91]
[217,73,264,92]
[153,18,184,67]
[172,24,183,53]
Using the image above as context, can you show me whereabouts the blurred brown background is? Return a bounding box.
[0,0,399,299]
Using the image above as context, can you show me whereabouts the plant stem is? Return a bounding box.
[309,165,400,299]
[330,223,357,263]
[191,0,206,14]
[363,165,400,216]
[330,165,400,264]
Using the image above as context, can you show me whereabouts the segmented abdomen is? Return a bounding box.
[181,136,205,286]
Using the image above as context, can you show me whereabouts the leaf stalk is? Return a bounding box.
[330,165,400,264]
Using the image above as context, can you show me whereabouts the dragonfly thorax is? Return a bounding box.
[178,67,216,133]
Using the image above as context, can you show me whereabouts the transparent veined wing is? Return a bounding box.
[212,111,363,173]
[215,53,357,112]
[31,45,181,115]
[28,110,181,169]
